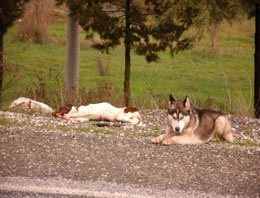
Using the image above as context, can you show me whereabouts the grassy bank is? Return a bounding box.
[3,17,255,116]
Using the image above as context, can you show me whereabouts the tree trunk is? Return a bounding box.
[35,0,39,42]
[0,31,3,106]
[255,3,260,118]
[124,0,131,107]
[209,25,218,55]
[65,8,80,104]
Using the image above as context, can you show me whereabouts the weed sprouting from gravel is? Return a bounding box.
[0,116,23,127]
[231,141,260,147]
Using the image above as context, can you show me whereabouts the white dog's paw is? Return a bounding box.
[137,121,144,127]
[66,118,71,124]
[162,138,174,145]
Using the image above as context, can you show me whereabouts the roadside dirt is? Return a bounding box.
[0,111,259,197]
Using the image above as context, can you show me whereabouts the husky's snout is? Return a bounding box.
[169,118,186,133]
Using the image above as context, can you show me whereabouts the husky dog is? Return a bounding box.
[151,94,234,145]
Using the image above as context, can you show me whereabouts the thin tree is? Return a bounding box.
[0,0,29,105]
[255,3,260,118]
[124,0,131,106]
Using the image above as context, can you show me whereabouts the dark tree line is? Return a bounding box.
[0,0,29,104]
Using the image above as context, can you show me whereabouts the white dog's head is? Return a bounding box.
[9,97,30,108]
[123,107,143,125]
[10,97,54,113]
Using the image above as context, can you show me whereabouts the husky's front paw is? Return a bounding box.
[162,138,174,145]
[151,135,163,144]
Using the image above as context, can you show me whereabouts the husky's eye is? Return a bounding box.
[173,113,178,120]
[179,116,184,120]
[168,109,174,115]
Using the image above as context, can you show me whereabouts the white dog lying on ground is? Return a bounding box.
[10,97,54,113]
[53,102,143,125]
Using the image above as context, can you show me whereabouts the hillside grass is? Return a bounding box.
[3,17,255,116]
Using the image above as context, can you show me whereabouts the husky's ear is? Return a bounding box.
[169,94,175,103]
[183,96,191,108]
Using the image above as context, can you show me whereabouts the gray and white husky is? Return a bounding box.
[151,94,234,145]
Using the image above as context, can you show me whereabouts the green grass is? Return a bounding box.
[0,117,20,127]
[2,17,255,115]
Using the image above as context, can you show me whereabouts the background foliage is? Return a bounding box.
[2,0,255,116]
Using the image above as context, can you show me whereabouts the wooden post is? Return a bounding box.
[65,8,80,103]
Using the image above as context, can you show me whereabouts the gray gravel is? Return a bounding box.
[0,110,260,197]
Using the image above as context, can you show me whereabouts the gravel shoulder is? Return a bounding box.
[0,110,260,197]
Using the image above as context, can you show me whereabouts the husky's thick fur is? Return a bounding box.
[53,102,143,125]
[152,94,234,145]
